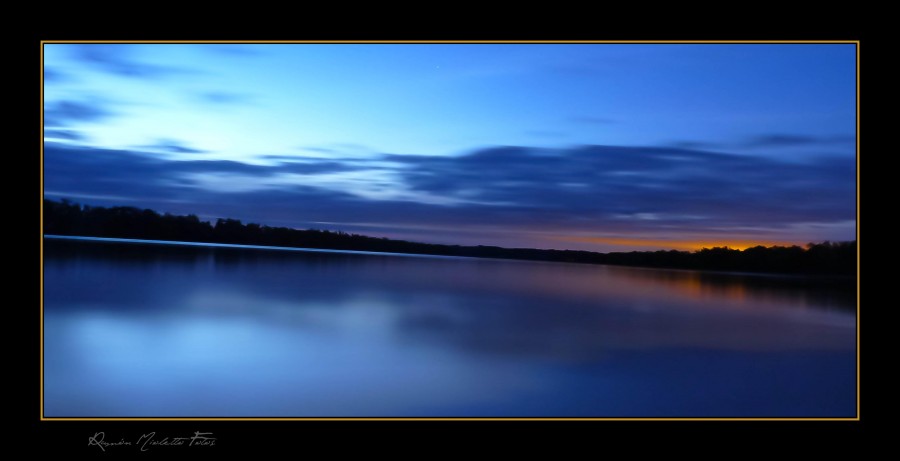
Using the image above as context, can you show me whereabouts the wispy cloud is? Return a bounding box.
[742,134,855,149]
[664,141,722,151]
[44,100,116,127]
[299,144,375,158]
[197,91,254,105]
[43,129,86,142]
[43,68,70,83]
[665,134,856,152]
[142,139,207,154]
[68,44,190,79]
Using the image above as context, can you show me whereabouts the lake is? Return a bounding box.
[42,236,856,417]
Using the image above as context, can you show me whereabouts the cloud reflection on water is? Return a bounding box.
[43,239,856,416]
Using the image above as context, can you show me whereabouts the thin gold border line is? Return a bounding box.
[39,40,861,422]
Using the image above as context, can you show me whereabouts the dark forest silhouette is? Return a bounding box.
[43,199,856,276]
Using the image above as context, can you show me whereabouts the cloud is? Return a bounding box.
[198,91,254,105]
[299,144,375,158]
[43,129,86,142]
[68,44,188,79]
[43,68,69,83]
[44,100,116,127]
[665,141,722,151]
[260,154,308,162]
[44,143,183,202]
[168,160,272,174]
[142,139,207,154]
[742,134,856,149]
[388,144,855,231]
[286,162,368,175]
[43,142,856,249]
[664,134,856,153]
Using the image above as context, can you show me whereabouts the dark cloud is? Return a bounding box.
[68,44,188,79]
[261,154,306,162]
[388,144,855,228]
[43,129,86,142]
[168,160,273,174]
[43,142,855,248]
[198,91,254,105]
[260,155,387,175]
[44,100,116,127]
[300,144,373,156]
[742,134,856,149]
[43,142,385,226]
[285,162,363,174]
[143,139,207,154]
[44,143,181,202]
[43,68,69,83]
[168,146,206,154]
[665,134,856,152]
[665,140,721,151]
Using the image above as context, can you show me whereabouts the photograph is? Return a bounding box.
[41,41,858,420]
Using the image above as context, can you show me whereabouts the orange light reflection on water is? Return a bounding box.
[561,236,799,251]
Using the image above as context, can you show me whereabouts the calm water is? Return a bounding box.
[43,237,856,417]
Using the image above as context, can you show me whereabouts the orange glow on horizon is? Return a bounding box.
[561,236,800,252]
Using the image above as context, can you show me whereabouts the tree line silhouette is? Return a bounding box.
[43,199,856,275]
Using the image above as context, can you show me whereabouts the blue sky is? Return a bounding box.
[42,43,857,251]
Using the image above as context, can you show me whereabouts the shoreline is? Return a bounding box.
[43,234,857,281]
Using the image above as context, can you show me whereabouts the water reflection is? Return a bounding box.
[43,238,856,417]
[610,265,856,312]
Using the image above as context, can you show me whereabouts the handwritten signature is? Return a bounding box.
[88,431,216,452]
